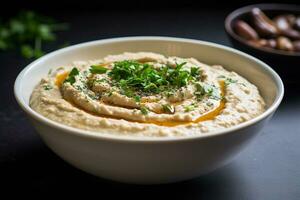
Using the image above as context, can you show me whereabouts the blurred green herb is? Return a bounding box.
[184,104,195,112]
[90,65,108,74]
[224,77,238,85]
[195,83,221,101]
[43,84,53,90]
[0,11,68,59]
[140,106,149,115]
[162,104,174,114]
[134,95,141,102]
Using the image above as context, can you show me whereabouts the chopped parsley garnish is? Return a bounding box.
[90,65,108,74]
[190,67,202,79]
[225,78,237,85]
[194,83,207,100]
[134,95,141,102]
[107,90,114,97]
[195,83,221,101]
[140,106,149,115]
[164,90,175,98]
[206,102,214,107]
[64,60,223,109]
[205,85,221,100]
[43,84,53,90]
[96,78,108,83]
[48,69,53,75]
[64,67,79,85]
[218,75,237,86]
[184,104,195,112]
[162,104,174,114]
[106,60,201,98]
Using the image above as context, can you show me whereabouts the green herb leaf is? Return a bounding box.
[194,83,221,101]
[134,95,141,102]
[90,65,108,74]
[194,83,206,100]
[190,67,201,80]
[64,67,79,85]
[225,78,238,85]
[204,84,221,100]
[164,90,175,98]
[184,105,195,112]
[107,90,114,97]
[43,84,53,90]
[140,106,149,115]
[162,104,174,114]
[21,45,34,59]
[37,24,55,41]
[206,102,214,107]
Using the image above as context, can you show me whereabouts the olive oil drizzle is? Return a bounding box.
[140,81,226,127]
[56,72,226,127]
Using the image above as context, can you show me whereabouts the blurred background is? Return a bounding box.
[1,0,299,61]
[1,0,300,198]
[3,0,300,12]
[1,0,299,53]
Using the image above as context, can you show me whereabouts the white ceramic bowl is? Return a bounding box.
[14,37,284,184]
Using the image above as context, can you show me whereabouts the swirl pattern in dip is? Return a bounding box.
[30,52,265,137]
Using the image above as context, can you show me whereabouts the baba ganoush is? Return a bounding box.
[30,52,265,137]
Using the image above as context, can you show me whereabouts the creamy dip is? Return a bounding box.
[30,52,265,137]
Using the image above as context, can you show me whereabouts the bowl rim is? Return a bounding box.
[225,3,300,57]
[14,36,284,143]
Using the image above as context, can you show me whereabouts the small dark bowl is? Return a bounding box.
[225,4,300,83]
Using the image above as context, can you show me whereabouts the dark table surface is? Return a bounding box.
[1,8,299,199]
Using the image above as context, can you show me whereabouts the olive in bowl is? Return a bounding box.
[225,4,300,82]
